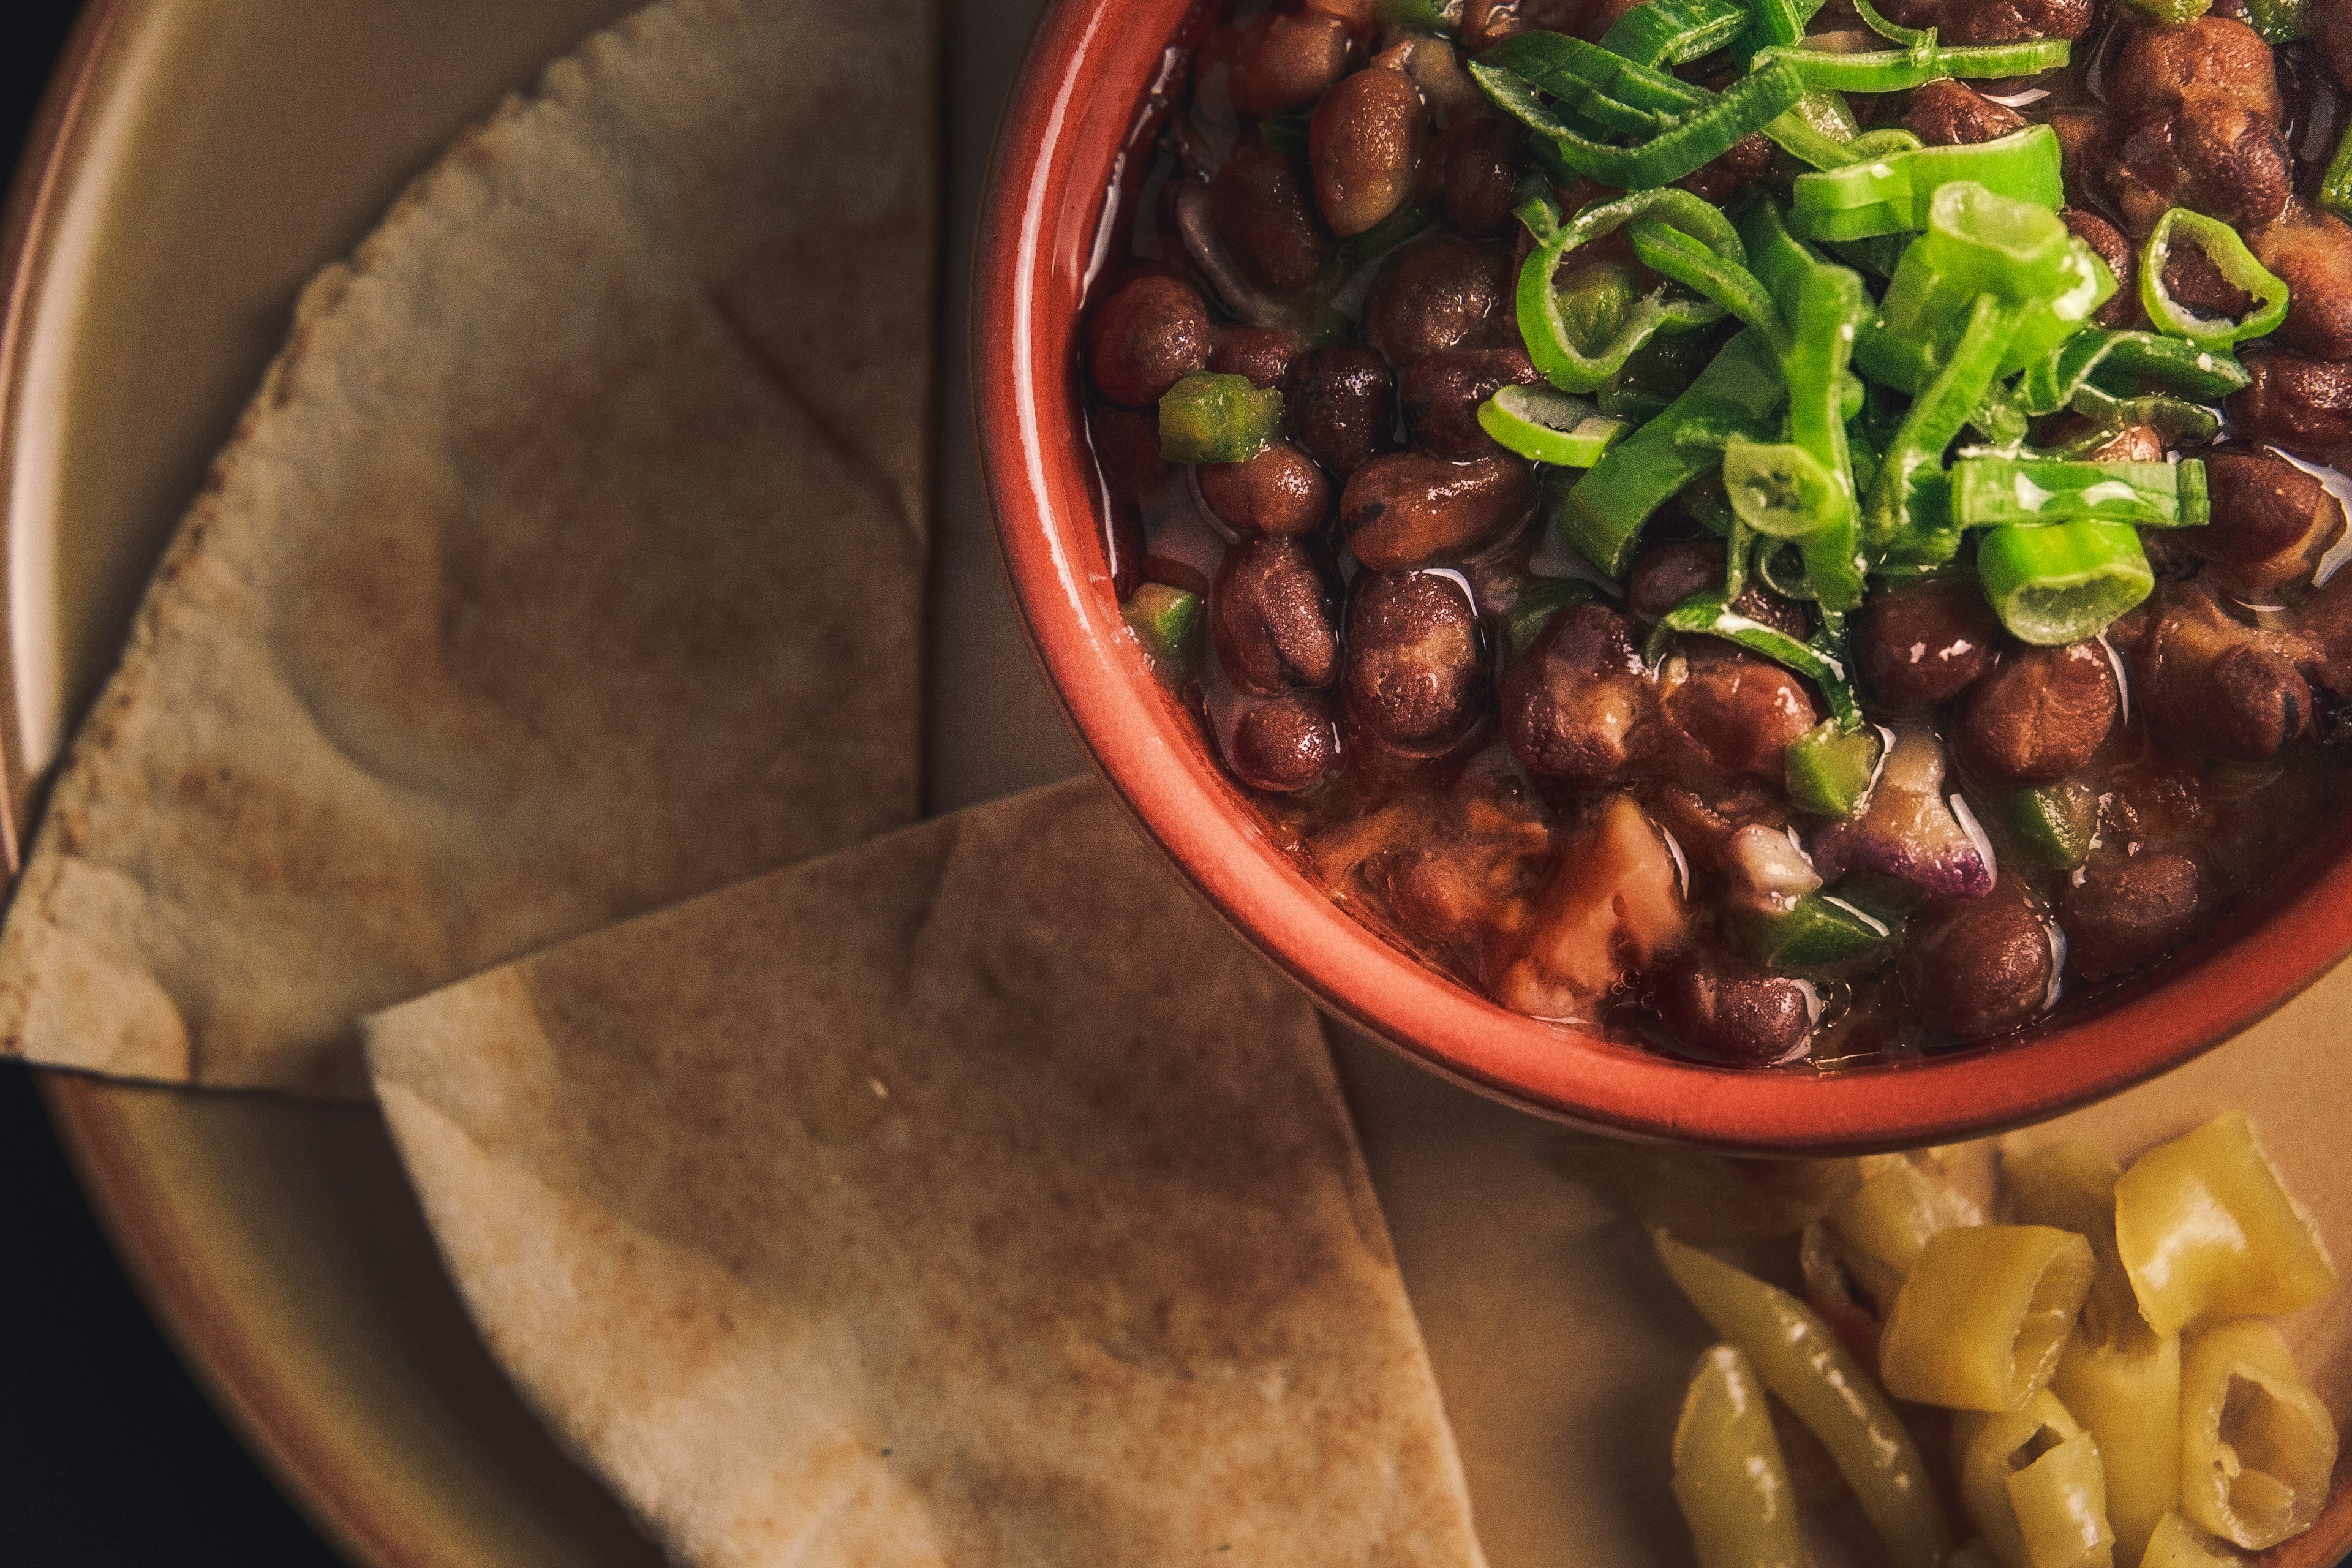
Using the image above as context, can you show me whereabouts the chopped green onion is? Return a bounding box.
[2011,329,2249,415]
[1996,781,2100,870]
[1600,0,1752,67]
[1627,219,1792,353]
[1513,188,1742,393]
[1478,385,1634,467]
[1787,125,2062,243]
[1976,519,2155,644]
[1849,0,1935,50]
[1782,261,1872,611]
[1745,892,1901,971]
[1745,0,1827,52]
[1949,456,2209,529]
[1376,0,1464,29]
[1725,440,1841,537]
[1122,583,1204,687]
[1504,577,1601,655]
[1158,374,1281,464]
[2138,208,2291,347]
[2114,0,2210,23]
[1660,590,1864,727]
[1754,37,2071,94]
[1786,721,1884,817]
[1557,331,1788,576]
[2059,386,2222,449]
[1863,293,2010,563]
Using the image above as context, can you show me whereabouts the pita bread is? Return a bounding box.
[366,777,1488,1567]
[0,0,933,1096]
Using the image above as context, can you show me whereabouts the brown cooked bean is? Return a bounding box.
[1958,641,2120,786]
[1343,571,1488,755]
[1501,601,1658,782]
[1854,578,2003,713]
[1461,0,1586,49]
[1649,956,1816,1066]
[1364,238,1514,367]
[1208,324,1306,390]
[1397,347,1542,459]
[1676,134,1777,203]
[1308,66,1427,239]
[1210,536,1342,695]
[2191,448,2346,588]
[1085,274,1212,407]
[1663,652,1820,778]
[2060,208,2140,328]
[1285,343,1396,476]
[2058,850,2206,980]
[1341,450,1535,570]
[2108,100,2292,235]
[2137,587,2312,759]
[1237,11,1355,118]
[1434,113,1527,239]
[2083,424,2166,463]
[1226,691,1345,793]
[1941,0,2094,42]
[1906,80,2030,145]
[1900,886,2058,1039]
[2109,17,2285,123]
[2228,348,2352,450]
[2051,110,2111,209]
[1089,405,1167,505]
[2162,238,2257,320]
[1209,146,1333,296]
[1197,442,1332,538]
[1628,540,1725,623]
[2318,0,2352,91]
[2252,207,2352,360]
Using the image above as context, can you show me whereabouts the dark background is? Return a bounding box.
[0,5,345,1563]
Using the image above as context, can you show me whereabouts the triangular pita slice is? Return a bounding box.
[0,0,933,1095]
[366,777,1489,1567]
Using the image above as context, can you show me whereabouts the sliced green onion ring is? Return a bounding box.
[1754,37,2070,94]
[1948,456,2210,529]
[2138,207,2290,347]
[1977,519,2155,644]
[1512,188,1743,393]
[1479,385,1634,466]
[1787,125,2062,242]
[1725,440,1842,538]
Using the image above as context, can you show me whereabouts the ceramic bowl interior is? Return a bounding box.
[971,0,2352,1152]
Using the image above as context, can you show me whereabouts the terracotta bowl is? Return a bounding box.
[970,0,2352,1153]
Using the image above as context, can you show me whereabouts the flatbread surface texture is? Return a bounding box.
[366,777,1488,1568]
[0,0,933,1095]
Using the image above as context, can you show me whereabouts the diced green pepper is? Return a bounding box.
[1122,584,1204,688]
[1787,722,1883,818]
[1158,374,1282,464]
[1997,781,2100,870]
[1747,892,1902,972]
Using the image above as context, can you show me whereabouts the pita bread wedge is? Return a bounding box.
[0,0,933,1096]
[366,777,1488,1567]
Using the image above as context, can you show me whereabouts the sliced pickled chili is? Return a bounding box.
[1785,721,1883,818]
[1949,457,2210,530]
[1997,780,2100,870]
[1977,520,2155,646]
[2139,209,2290,349]
[1158,373,1283,464]
[1121,583,1204,688]
[1477,385,1634,467]
[1747,891,1901,971]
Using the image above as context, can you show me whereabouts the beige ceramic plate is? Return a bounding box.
[9,4,2352,1565]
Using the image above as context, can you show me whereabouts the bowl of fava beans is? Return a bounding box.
[974,0,2352,1149]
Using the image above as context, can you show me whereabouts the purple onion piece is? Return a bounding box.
[1810,729,1996,900]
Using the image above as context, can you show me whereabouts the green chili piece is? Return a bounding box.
[2116,0,2211,23]
[1121,584,1204,688]
[2011,328,2250,414]
[1785,722,1884,818]
[1787,125,2062,242]
[1997,780,2100,870]
[1977,519,2155,644]
[1158,374,1282,464]
[1601,0,1752,67]
[2059,386,2222,450]
[1747,891,1901,968]
[2244,0,2309,40]
[1763,89,1861,168]
[1725,441,1840,537]
[1558,330,1788,576]
[1478,385,1634,467]
[1864,293,2010,560]
[1786,266,1871,609]
[1950,456,2209,529]
[1755,37,2071,94]
[2324,123,2352,222]
[2139,208,2291,347]
[1514,189,1743,393]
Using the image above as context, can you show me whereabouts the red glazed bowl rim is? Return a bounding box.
[970,0,2352,1154]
